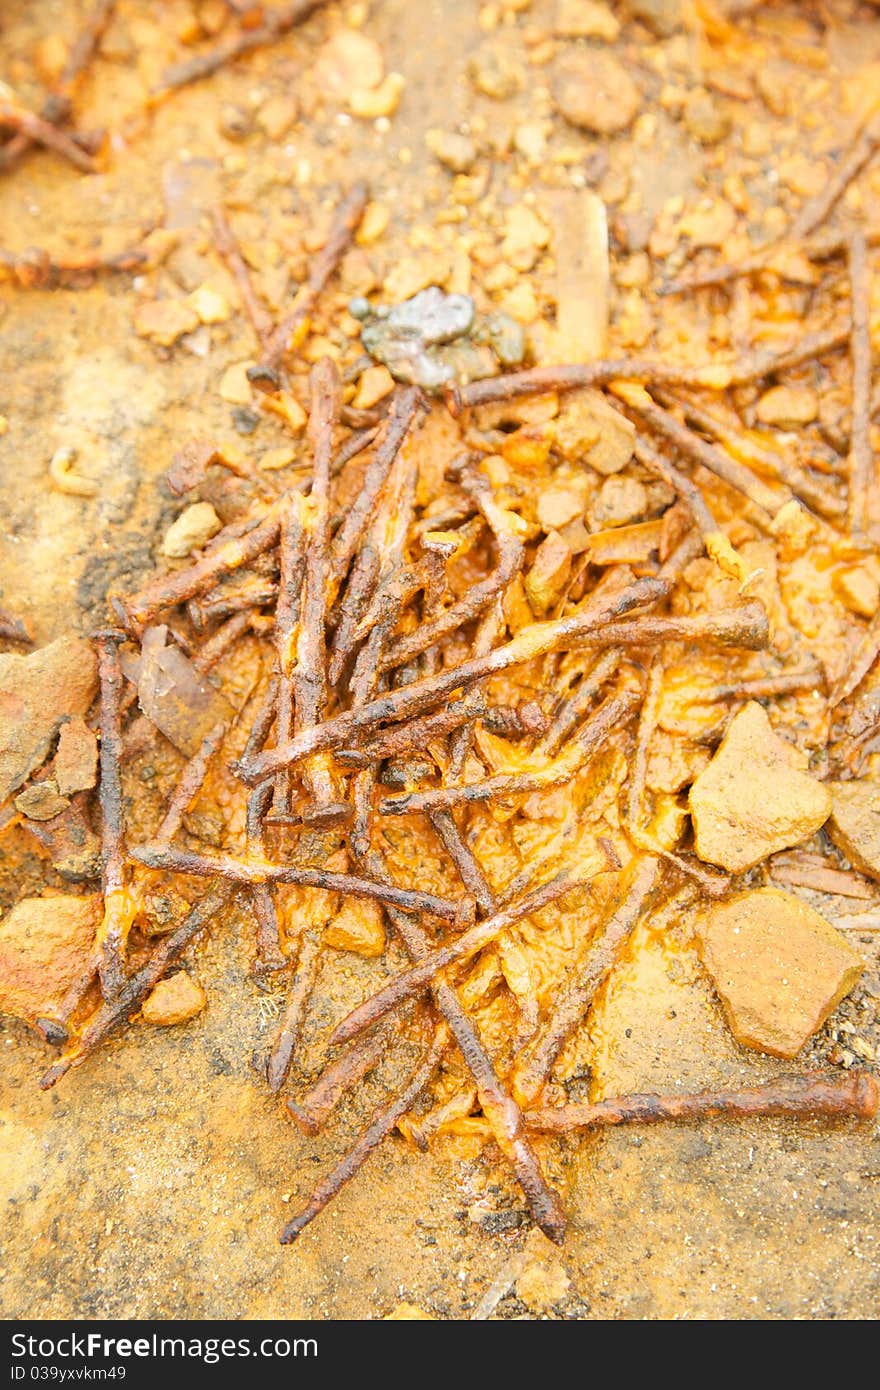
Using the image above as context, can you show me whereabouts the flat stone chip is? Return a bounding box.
[141,970,206,1026]
[697,887,864,1058]
[0,893,101,1028]
[689,701,832,872]
[826,780,880,882]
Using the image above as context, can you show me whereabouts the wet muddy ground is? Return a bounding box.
[1,0,879,1319]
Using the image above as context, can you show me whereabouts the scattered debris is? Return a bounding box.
[426,129,478,174]
[18,793,100,885]
[516,1253,572,1313]
[134,297,200,347]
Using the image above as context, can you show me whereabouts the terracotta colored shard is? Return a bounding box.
[826,781,880,882]
[54,717,99,795]
[0,636,97,802]
[324,899,386,958]
[689,701,832,872]
[140,970,206,1026]
[0,893,101,1029]
[697,888,864,1058]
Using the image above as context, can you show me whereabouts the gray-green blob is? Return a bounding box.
[353,286,526,392]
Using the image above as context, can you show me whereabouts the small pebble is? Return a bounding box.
[592,476,648,528]
[697,889,863,1059]
[525,531,572,613]
[690,702,832,873]
[467,41,526,100]
[555,389,635,474]
[14,780,70,822]
[54,717,98,795]
[0,893,102,1027]
[353,364,395,409]
[756,385,818,428]
[218,361,255,405]
[356,201,390,245]
[324,899,386,957]
[218,103,254,141]
[48,446,98,498]
[259,446,297,472]
[162,502,222,558]
[349,73,405,119]
[551,50,640,134]
[628,0,683,36]
[257,93,299,140]
[426,129,478,174]
[827,780,880,882]
[189,285,230,325]
[834,566,880,619]
[315,29,384,96]
[513,119,549,161]
[141,971,206,1026]
[683,88,731,145]
[501,204,550,273]
[679,198,736,249]
[499,281,539,324]
[231,406,261,435]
